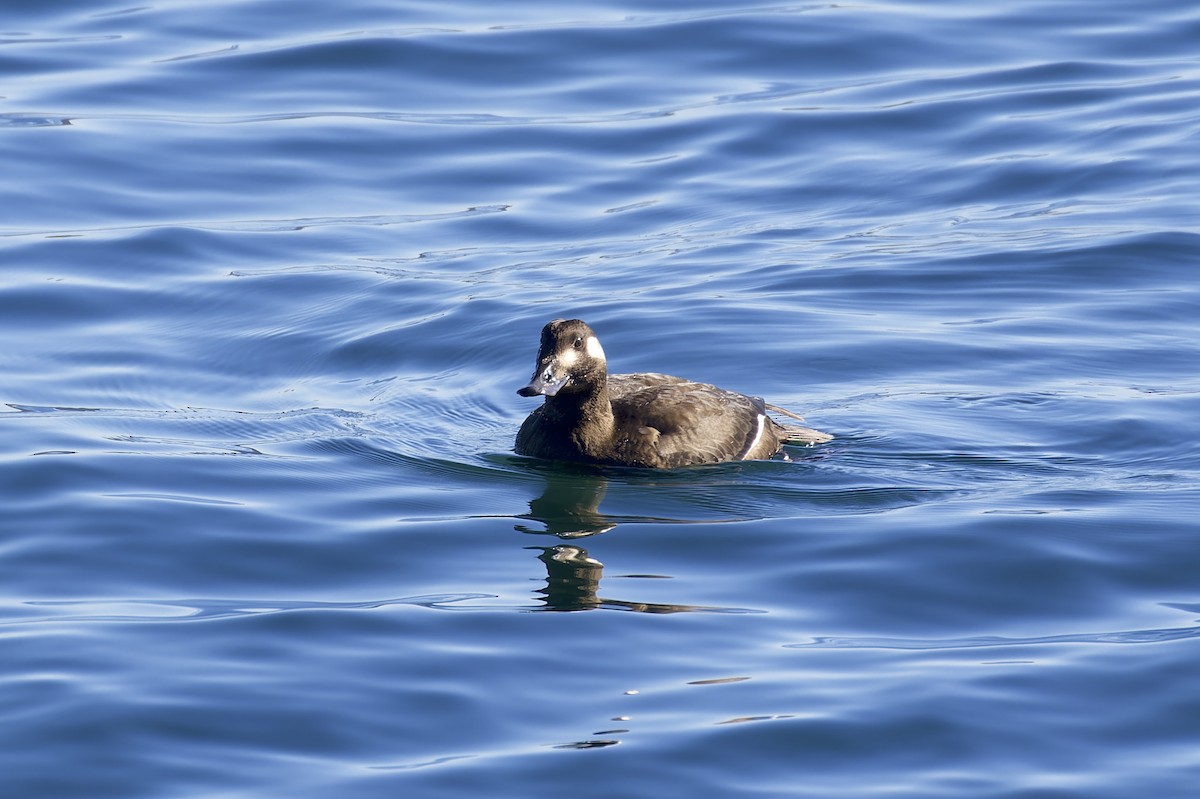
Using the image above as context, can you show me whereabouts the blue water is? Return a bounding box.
[3,1,1200,796]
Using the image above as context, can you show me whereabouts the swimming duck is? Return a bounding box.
[515,319,831,468]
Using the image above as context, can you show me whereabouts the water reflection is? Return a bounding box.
[518,469,758,614]
[531,545,604,611]
[515,471,614,538]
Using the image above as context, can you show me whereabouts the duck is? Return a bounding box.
[515,319,832,468]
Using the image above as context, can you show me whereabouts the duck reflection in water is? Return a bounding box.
[517,469,753,614]
[516,469,615,539]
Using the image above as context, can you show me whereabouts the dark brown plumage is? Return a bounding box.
[515,319,831,468]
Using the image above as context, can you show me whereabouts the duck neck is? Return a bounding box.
[547,380,614,455]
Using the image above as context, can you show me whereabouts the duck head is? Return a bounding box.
[518,318,608,397]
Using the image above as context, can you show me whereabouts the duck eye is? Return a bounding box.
[572,337,583,350]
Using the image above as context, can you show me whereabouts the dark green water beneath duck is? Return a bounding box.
[3,1,1200,796]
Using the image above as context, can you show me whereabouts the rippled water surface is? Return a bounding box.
[4,1,1200,796]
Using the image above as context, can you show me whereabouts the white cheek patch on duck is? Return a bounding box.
[586,336,606,362]
[558,348,579,367]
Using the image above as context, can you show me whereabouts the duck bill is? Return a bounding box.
[518,364,570,397]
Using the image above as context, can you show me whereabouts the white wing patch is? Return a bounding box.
[741,413,766,460]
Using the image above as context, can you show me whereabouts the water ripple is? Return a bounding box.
[6,595,496,625]
[4,403,372,456]
[0,205,509,240]
[790,624,1200,651]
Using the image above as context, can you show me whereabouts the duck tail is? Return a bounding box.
[765,404,833,446]
[779,425,834,446]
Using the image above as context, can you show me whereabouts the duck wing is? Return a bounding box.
[607,373,776,467]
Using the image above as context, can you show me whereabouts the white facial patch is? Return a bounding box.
[558,348,579,367]
[586,336,606,361]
